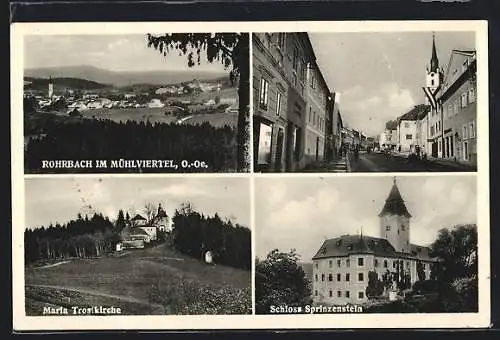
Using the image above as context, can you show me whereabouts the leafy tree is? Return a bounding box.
[366,271,385,298]
[146,33,250,172]
[430,224,477,283]
[255,249,312,314]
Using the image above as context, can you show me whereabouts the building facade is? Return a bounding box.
[304,60,329,166]
[253,32,323,172]
[396,104,430,153]
[438,50,477,166]
[312,179,437,305]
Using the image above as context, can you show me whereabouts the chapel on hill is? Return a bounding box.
[311,178,438,305]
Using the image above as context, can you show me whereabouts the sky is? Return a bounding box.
[24,177,250,229]
[24,34,228,73]
[255,175,477,261]
[309,31,476,137]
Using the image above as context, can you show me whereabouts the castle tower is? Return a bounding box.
[48,76,54,98]
[426,33,442,94]
[379,177,412,253]
[155,203,171,232]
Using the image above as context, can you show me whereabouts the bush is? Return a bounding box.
[412,280,440,294]
[149,278,251,315]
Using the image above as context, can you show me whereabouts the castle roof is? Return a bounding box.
[156,204,168,218]
[312,234,435,262]
[378,179,412,218]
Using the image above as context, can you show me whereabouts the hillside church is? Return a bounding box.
[312,178,438,305]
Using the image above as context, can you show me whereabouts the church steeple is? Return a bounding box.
[430,33,439,72]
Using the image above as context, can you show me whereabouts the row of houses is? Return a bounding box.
[253,33,344,172]
[379,36,477,166]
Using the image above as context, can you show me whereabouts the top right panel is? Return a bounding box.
[252,28,482,173]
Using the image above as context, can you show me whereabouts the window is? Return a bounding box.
[407,261,410,268]
[468,88,475,103]
[404,122,410,128]
[358,291,365,299]
[277,33,286,50]
[315,262,318,269]
[461,92,468,108]
[454,101,459,115]
[401,225,406,231]
[309,107,312,123]
[393,261,396,269]
[337,259,341,267]
[374,259,379,267]
[386,226,391,231]
[292,48,299,71]
[470,122,475,138]
[463,124,468,140]
[346,259,350,268]
[259,77,269,110]
[430,126,435,136]
[406,134,413,140]
[328,273,333,282]
[321,274,325,281]
[345,273,350,282]
[328,260,332,268]
[448,104,453,118]
[462,60,469,72]
[257,123,272,165]
[276,92,282,116]
[358,273,364,282]
[384,260,388,268]
[329,290,333,297]
[337,273,341,282]
[345,291,350,298]
[337,291,341,298]
[315,290,318,296]
[315,274,318,282]
[358,257,364,266]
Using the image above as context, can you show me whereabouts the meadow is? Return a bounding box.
[25,243,252,315]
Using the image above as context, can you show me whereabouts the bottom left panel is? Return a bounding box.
[21,176,252,316]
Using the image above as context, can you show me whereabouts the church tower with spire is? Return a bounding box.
[379,178,412,253]
[426,33,443,95]
[48,76,54,99]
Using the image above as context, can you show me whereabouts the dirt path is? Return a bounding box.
[35,261,71,269]
[26,284,166,313]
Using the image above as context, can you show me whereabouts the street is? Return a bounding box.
[348,151,476,172]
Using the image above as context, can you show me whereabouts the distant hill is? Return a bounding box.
[24,76,109,91]
[24,65,228,87]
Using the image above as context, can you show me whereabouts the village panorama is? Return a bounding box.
[23,33,249,174]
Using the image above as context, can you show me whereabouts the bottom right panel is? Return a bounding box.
[254,175,479,315]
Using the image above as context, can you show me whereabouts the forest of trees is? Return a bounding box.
[24,212,119,264]
[25,119,238,173]
[171,203,251,270]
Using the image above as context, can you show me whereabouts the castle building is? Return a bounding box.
[311,178,438,305]
[120,204,171,249]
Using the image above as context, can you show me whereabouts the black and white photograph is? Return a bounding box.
[255,176,479,314]
[23,177,252,315]
[22,33,250,173]
[253,31,478,173]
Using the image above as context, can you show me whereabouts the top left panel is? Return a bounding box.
[21,32,250,174]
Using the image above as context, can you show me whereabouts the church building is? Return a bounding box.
[311,178,438,305]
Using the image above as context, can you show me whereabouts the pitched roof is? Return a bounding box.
[312,235,435,261]
[430,34,440,72]
[398,104,430,122]
[156,204,168,218]
[379,179,412,218]
[131,214,146,221]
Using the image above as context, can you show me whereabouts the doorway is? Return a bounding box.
[275,128,284,172]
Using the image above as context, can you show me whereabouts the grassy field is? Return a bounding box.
[25,244,251,315]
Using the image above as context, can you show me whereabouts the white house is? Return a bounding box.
[147,99,165,108]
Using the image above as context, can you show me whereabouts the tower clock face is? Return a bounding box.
[430,72,435,77]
